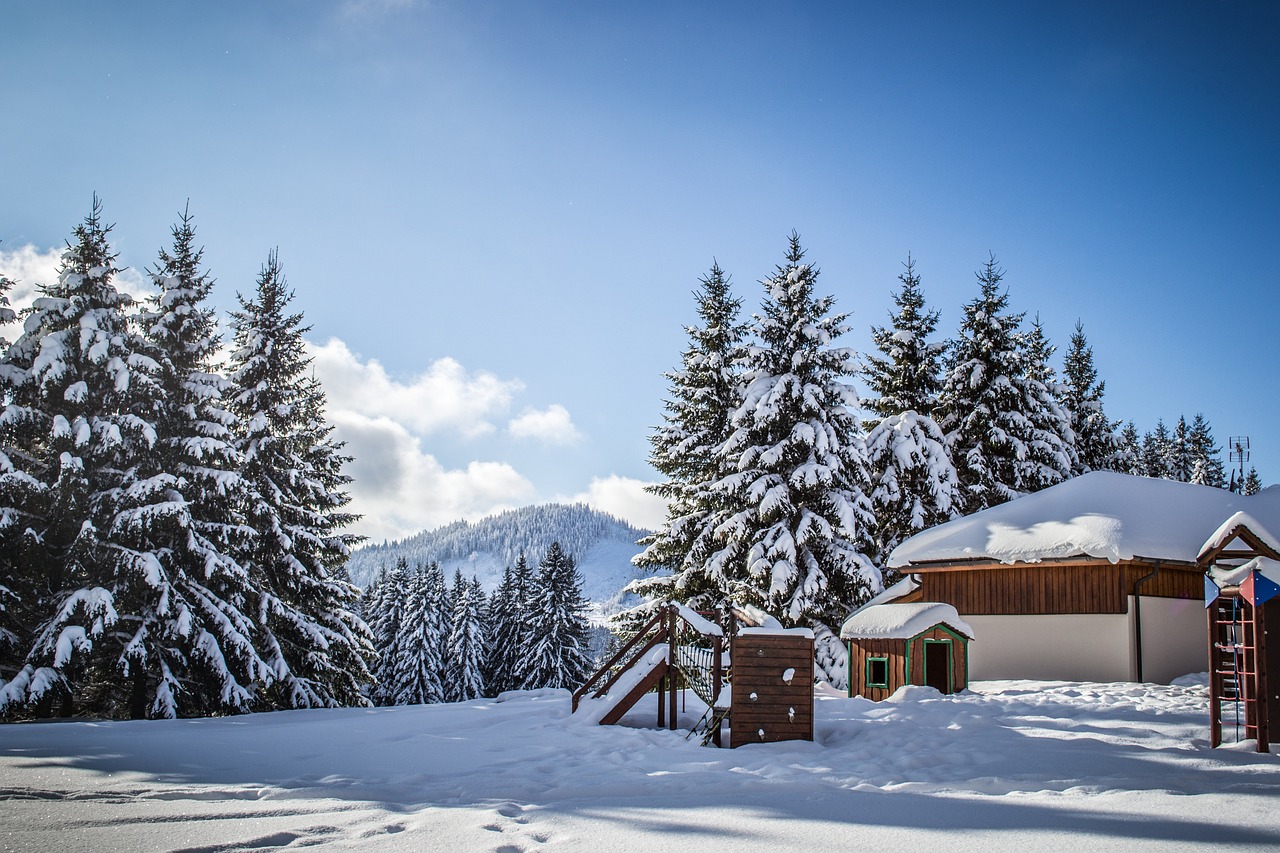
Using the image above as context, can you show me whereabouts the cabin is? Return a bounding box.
[1199,513,1280,752]
[880,471,1280,685]
[840,602,973,700]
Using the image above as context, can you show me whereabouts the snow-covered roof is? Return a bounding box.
[1208,556,1280,589]
[1198,511,1280,560]
[889,472,1280,568]
[840,602,973,641]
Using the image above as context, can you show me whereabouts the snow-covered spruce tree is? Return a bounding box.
[1167,416,1193,482]
[935,256,1073,514]
[631,262,746,614]
[445,576,486,702]
[0,199,257,718]
[522,542,592,690]
[1021,317,1079,483]
[1117,422,1143,476]
[706,233,878,629]
[484,554,532,696]
[1141,420,1171,479]
[369,558,408,705]
[1060,321,1121,473]
[0,267,22,664]
[863,256,946,425]
[861,257,958,569]
[227,250,372,709]
[1188,413,1225,488]
[394,561,446,705]
[1242,467,1262,496]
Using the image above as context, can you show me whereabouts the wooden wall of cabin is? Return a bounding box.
[847,637,907,701]
[906,627,967,693]
[916,562,1203,615]
[730,634,814,748]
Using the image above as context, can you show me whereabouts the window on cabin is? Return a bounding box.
[866,657,890,689]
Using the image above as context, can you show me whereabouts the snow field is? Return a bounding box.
[2,679,1278,852]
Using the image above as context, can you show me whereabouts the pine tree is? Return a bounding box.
[0,268,23,663]
[705,233,877,628]
[632,262,746,612]
[1167,416,1193,482]
[1020,317,1079,483]
[861,257,957,569]
[522,542,592,690]
[1061,320,1120,473]
[228,250,373,709]
[1187,413,1225,488]
[485,554,532,695]
[446,576,486,702]
[394,562,446,705]
[369,559,408,705]
[862,256,945,425]
[1117,422,1143,476]
[1243,467,1262,496]
[0,198,262,719]
[1141,421,1172,479]
[936,256,1073,513]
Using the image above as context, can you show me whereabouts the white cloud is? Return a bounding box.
[508,403,583,445]
[566,475,668,531]
[0,244,155,340]
[330,409,535,542]
[309,337,522,439]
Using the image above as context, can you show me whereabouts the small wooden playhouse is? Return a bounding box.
[840,602,973,700]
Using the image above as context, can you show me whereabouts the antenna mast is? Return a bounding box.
[1229,436,1251,492]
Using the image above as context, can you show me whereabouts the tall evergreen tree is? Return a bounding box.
[522,542,592,690]
[1187,413,1225,488]
[0,268,23,662]
[861,257,958,568]
[228,251,373,709]
[632,262,746,611]
[1242,467,1262,496]
[1167,416,1193,482]
[862,256,945,424]
[394,561,446,705]
[0,199,263,718]
[369,559,408,705]
[705,233,877,627]
[1117,422,1143,476]
[936,256,1073,513]
[1061,320,1120,473]
[485,554,532,695]
[446,576,487,702]
[1141,421,1172,479]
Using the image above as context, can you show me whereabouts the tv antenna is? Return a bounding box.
[1229,436,1251,491]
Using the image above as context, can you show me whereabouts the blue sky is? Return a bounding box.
[2,1,1277,541]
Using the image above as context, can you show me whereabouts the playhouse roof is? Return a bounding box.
[840,602,973,641]
[889,472,1280,569]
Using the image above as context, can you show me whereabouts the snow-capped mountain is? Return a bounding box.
[345,503,659,618]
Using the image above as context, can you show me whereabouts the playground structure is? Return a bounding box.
[840,602,973,701]
[1199,514,1280,752]
[571,603,814,748]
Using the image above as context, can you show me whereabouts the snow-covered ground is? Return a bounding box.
[3,678,1278,852]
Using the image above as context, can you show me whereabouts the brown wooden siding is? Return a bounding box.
[847,637,907,702]
[913,561,1203,615]
[730,634,814,748]
[906,626,967,693]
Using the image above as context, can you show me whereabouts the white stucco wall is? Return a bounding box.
[1132,595,1208,684]
[965,612,1132,682]
[963,598,1208,684]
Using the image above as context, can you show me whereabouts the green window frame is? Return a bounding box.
[865,656,890,689]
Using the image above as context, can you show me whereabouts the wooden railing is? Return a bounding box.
[571,603,727,720]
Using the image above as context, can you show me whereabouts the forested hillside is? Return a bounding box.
[346,504,655,617]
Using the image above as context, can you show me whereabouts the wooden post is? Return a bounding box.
[1255,597,1270,752]
[712,632,724,748]
[1209,601,1221,748]
[668,605,678,730]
